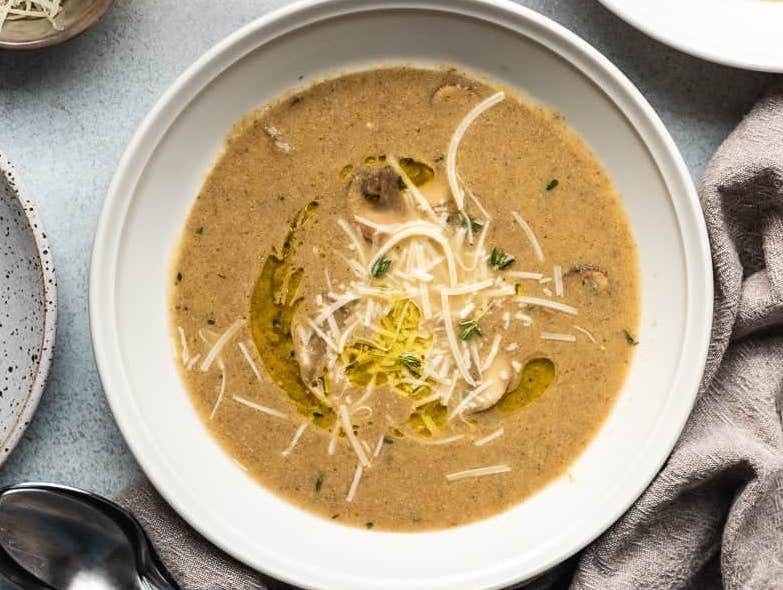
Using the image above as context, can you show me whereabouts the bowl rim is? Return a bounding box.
[0,152,57,467]
[0,0,114,50]
[89,1,713,587]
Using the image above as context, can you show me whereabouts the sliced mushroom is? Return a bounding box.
[431,83,474,105]
[564,264,610,294]
[347,166,409,240]
[463,353,515,414]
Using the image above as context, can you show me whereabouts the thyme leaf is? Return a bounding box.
[398,352,422,370]
[489,247,515,270]
[458,318,482,341]
[370,257,392,278]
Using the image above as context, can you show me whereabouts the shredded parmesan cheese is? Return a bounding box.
[232,395,288,419]
[306,318,339,353]
[442,278,494,296]
[346,463,364,502]
[237,341,262,382]
[516,296,578,315]
[314,294,359,325]
[511,211,545,262]
[373,434,386,458]
[200,319,245,372]
[208,360,227,420]
[446,464,511,481]
[474,427,504,446]
[421,434,465,445]
[177,326,190,364]
[324,268,333,292]
[337,218,367,264]
[554,265,564,297]
[0,1,63,32]
[440,291,477,386]
[541,332,577,342]
[450,380,495,418]
[339,405,370,467]
[369,223,458,286]
[327,421,341,455]
[387,155,440,222]
[338,318,361,352]
[507,271,543,281]
[186,353,201,371]
[469,342,483,377]
[447,91,505,211]
[465,184,492,220]
[440,370,459,405]
[481,334,502,371]
[281,423,308,456]
[502,311,511,330]
[573,324,598,343]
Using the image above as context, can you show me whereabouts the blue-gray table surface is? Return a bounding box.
[0,0,773,497]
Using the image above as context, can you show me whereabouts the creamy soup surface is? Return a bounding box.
[170,66,639,531]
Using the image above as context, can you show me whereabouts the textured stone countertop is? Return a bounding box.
[0,0,774,497]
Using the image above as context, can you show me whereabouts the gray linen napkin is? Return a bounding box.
[116,90,783,590]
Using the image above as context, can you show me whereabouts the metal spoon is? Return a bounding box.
[0,483,179,590]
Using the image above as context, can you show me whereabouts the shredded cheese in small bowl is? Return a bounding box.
[0,0,113,50]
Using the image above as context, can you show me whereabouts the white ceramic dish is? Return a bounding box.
[0,153,57,468]
[90,1,712,588]
[598,0,783,72]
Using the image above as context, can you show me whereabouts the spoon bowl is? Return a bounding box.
[0,484,178,590]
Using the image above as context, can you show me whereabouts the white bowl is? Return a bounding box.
[598,0,783,72]
[90,1,712,588]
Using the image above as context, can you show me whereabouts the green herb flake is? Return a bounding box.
[623,330,639,346]
[546,179,559,191]
[315,473,325,493]
[489,247,515,270]
[331,513,340,520]
[398,352,422,371]
[434,154,445,163]
[175,272,182,283]
[195,226,204,235]
[370,257,392,278]
[383,435,395,444]
[458,318,482,341]
[207,319,215,325]
[365,522,375,529]
[463,216,484,234]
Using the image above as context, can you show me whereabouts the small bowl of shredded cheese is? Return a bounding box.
[0,0,113,49]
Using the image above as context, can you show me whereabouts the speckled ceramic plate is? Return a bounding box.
[0,153,56,467]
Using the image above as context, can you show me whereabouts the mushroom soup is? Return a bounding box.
[169,67,639,531]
